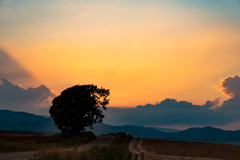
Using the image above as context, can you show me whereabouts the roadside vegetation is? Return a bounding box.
[0,131,96,153]
[35,132,135,160]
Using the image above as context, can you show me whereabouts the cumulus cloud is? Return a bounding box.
[215,75,240,98]
[205,97,221,110]
[214,75,240,112]
[219,98,240,112]
[102,75,240,128]
[0,78,56,111]
[103,98,231,127]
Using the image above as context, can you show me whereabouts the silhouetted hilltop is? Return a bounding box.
[170,126,240,143]
[0,109,45,123]
[122,125,181,132]
[0,110,58,134]
[86,123,168,138]
[1,110,240,144]
[87,124,240,144]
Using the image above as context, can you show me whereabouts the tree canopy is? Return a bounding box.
[49,84,110,135]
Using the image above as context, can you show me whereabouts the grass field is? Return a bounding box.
[4,132,240,160]
[36,132,134,160]
[142,139,240,160]
[0,131,96,153]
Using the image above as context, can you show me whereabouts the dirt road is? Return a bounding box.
[76,135,114,151]
[129,138,222,160]
[0,135,114,160]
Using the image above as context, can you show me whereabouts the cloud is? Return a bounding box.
[214,75,240,112]
[0,78,56,111]
[102,75,240,128]
[214,75,240,111]
[206,97,221,110]
[103,98,231,127]
[215,75,240,98]
[218,97,240,112]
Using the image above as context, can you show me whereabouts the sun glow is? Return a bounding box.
[1,0,240,107]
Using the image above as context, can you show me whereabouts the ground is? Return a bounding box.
[129,138,240,160]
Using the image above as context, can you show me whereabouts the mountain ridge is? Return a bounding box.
[1,110,240,144]
[0,109,46,123]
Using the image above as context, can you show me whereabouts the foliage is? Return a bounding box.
[49,84,110,135]
[110,132,133,154]
[37,145,133,160]
[37,131,96,147]
[36,132,134,160]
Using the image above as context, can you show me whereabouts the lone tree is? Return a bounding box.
[49,84,110,135]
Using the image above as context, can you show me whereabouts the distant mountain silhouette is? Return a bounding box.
[121,125,181,133]
[1,110,240,144]
[0,110,59,134]
[87,124,240,144]
[86,123,169,138]
[0,110,45,123]
[170,126,240,143]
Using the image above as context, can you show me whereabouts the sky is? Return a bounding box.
[1,0,240,129]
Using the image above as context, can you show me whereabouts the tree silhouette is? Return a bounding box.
[49,84,110,135]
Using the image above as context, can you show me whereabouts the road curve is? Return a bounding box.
[129,138,221,160]
[76,135,114,151]
[0,135,114,160]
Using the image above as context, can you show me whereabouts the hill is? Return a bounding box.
[87,124,240,144]
[1,110,240,144]
[0,110,59,134]
[0,109,45,123]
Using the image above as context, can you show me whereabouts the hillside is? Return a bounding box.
[1,110,240,144]
[0,110,59,134]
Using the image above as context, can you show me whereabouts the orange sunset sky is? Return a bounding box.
[1,0,240,109]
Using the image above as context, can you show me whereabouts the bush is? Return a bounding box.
[61,131,73,139]
[80,131,96,140]
[37,144,133,160]
[36,132,134,160]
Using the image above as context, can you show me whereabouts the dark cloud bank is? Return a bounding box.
[103,76,240,128]
[0,78,55,112]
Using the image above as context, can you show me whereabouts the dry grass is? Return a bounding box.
[0,132,96,153]
[35,132,134,160]
[0,133,55,145]
[142,139,240,160]
[0,133,59,152]
[36,144,133,160]
[0,133,49,137]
